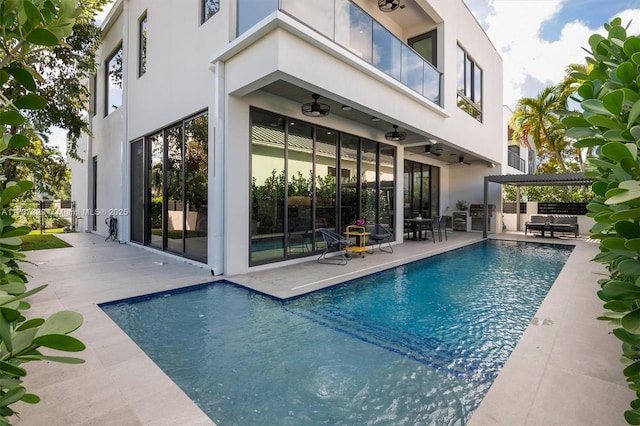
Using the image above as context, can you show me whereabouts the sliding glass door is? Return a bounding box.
[130,112,208,263]
[250,107,397,266]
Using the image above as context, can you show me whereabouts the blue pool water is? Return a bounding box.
[101,240,573,425]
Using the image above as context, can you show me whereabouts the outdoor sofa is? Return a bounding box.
[525,215,578,238]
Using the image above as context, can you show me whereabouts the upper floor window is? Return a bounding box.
[457,44,482,121]
[90,74,96,116]
[138,13,147,77]
[105,44,123,116]
[409,30,437,67]
[202,0,220,24]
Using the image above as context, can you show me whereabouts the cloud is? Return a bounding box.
[467,1,640,108]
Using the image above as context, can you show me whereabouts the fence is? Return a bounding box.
[10,200,76,234]
[503,202,588,215]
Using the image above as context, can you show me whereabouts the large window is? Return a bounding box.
[105,44,123,116]
[202,0,220,23]
[138,13,147,77]
[129,112,208,262]
[457,44,482,121]
[250,108,396,266]
[403,160,439,220]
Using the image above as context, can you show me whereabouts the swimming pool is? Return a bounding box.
[101,240,573,425]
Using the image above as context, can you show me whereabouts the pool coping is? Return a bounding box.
[10,231,632,426]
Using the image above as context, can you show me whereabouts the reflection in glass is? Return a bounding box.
[184,115,208,261]
[372,22,401,80]
[280,0,334,38]
[202,0,220,23]
[340,134,359,232]
[130,139,144,243]
[421,166,430,217]
[423,63,440,104]
[238,0,278,35]
[404,160,439,220]
[336,3,372,62]
[401,45,424,94]
[106,45,123,115]
[412,162,422,217]
[287,122,314,256]
[166,125,184,254]
[403,159,411,219]
[474,64,482,106]
[315,127,338,249]
[457,45,465,94]
[149,133,164,249]
[430,166,440,218]
[138,14,147,77]
[251,110,285,263]
[379,145,395,231]
[360,140,377,224]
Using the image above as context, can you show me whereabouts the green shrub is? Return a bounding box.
[0,1,86,423]
[563,18,640,425]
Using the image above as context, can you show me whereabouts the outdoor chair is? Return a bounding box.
[438,215,448,241]
[318,228,353,265]
[424,216,446,243]
[365,224,394,253]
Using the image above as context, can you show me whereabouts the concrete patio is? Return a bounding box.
[9,231,633,425]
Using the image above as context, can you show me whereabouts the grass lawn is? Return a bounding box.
[21,229,72,250]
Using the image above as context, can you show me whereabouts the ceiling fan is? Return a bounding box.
[424,144,442,156]
[457,155,472,165]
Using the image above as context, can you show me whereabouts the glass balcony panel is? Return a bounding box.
[423,62,440,104]
[240,0,443,105]
[238,0,278,35]
[335,2,372,63]
[280,0,335,38]
[372,21,401,81]
[401,44,424,94]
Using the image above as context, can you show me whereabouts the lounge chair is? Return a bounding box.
[318,228,353,265]
[365,224,393,253]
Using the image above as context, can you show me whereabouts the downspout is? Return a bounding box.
[210,60,225,275]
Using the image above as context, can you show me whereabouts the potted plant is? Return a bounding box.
[455,200,468,211]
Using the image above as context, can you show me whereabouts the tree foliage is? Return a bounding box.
[0,0,86,423]
[563,18,640,425]
[510,65,595,174]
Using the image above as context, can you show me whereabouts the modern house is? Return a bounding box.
[70,0,504,275]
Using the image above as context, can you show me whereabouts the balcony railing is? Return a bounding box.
[238,0,442,106]
[508,150,526,172]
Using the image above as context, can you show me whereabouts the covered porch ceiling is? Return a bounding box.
[260,80,490,166]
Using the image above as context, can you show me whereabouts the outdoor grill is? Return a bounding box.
[469,204,495,231]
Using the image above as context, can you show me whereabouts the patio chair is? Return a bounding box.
[318,228,353,265]
[365,224,393,253]
[424,216,446,243]
[438,215,448,241]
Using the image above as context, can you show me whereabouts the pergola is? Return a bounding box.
[482,173,593,238]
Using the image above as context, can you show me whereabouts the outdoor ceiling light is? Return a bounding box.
[341,105,353,111]
[378,0,400,12]
[385,125,406,141]
[301,93,330,117]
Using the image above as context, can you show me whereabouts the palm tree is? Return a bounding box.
[510,87,569,172]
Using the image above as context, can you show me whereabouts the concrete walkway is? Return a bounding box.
[9,232,632,425]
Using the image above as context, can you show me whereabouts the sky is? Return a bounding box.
[462,0,640,109]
